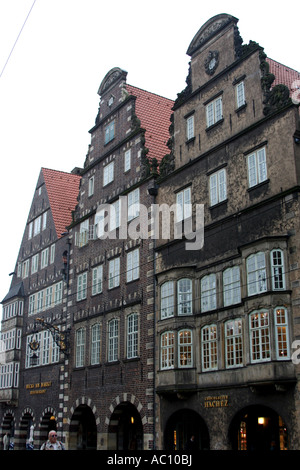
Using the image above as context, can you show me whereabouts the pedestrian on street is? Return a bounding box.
[40,431,65,450]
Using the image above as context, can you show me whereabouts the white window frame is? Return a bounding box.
[128,188,140,221]
[225,319,243,368]
[176,187,192,222]
[247,147,267,188]
[126,249,139,282]
[127,313,138,359]
[206,96,223,127]
[124,149,131,172]
[161,331,175,370]
[271,249,285,290]
[41,248,49,269]
[88,175,94,196]
[92,265,103,295]
[108,319,119,362]
[246,252,267,296]
[201,274,217,312]
[249,310,270,363]
[210,168,227,206]
[77,272,87,301]
[75,328,85,368]
[236,81,245,108]
[50,244,55,264]
[178,329,193,368]
[223,266,241,306]
[201,324,218,371]
[91,323,101,365]
[103,162,114,186]
[177,278,193,315]
[186,114,194,140]
[31,254,39,274]
[108,258,120,289]
[274,307,290,360]
[161,281,174,319]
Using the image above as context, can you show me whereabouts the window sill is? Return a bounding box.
[205,118,224,132]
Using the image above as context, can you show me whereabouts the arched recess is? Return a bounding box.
[69,403,97,450]
[19,408,35,450]
[40,407,57,445]
[164,408,210,450]
[1,410,15,449]
[107,402,143,450]
[229,404,289,451]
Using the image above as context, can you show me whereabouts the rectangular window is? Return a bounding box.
[247,252,267,296]
[108,319,118,362]
[249,311,270,363]
[247,147,267,188]
[41,248,49,269]
[127,313,138,359]
[54,281,63,305]
[177,278,192,315]
[88,176,94,196]
[76,328,85,368]
[274,307,290,360]
[206,96,222,127]
[128,188,140,221]
[201,274,217,312]
[103,162,114,186]
[50,244,55,264]
[126,249,139,282]
[186,115,194,140]
[28,222,33,239]
[108,258,120,289]
[104,120,115,144]
[45,286,53,309]
[178,329,193,368]
[31,254,39,274]
[110,200,120,231]
[161,281,174,319]
[92,265,103,295]
[236,81,245,108]
[202,325,217,371]
[124,149,131,172]
[42,211,47,230]
[223,267,241,306]
[210,168,227,206]
[176,187,192,222]
[225,319,243,368]
[33,216,41,236]
[161,331,175,369]
[77,273,87,301]
[271,249,285,290]
[91,324,101,365]
[22,259,29,278]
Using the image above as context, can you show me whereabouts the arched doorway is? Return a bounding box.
[229,405,289,451]
[69,404,97,450]
[40,411,57,446]
[19,411,34,450]
[1,412,14,450]
[164,409,209,450]
[108,402,143,450]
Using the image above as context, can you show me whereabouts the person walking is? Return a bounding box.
[40,431,65,450]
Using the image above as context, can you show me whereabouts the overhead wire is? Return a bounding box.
[0,0,37,79]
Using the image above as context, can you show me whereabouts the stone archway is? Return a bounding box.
[107,402,143,450]
[164,409,210,450]
[19,408,35,450]
[229,404,289,451]
[69,404,97,450]
[1,410,15,450]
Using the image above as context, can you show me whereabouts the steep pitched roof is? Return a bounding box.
[126,84,174,163]
[267,58,300,98]
[42,168,81,238]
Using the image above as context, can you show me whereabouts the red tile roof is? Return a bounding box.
[126,84,174,163]
[42,168,81,238]
[267,58,300,101]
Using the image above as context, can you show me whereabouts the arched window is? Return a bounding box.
[177,279,192,315]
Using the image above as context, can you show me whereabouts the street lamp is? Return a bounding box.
[29,318,70,366]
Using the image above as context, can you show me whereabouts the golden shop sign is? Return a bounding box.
[25,382,52,395]
[204,395,229,408]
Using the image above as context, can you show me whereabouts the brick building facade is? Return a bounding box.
[1,13,300,451]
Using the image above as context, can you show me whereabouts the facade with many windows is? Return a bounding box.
[1,13,300,452]
[154,14,300,451]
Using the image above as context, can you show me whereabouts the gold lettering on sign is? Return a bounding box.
[25,382,52,394]
[204,395,229,408]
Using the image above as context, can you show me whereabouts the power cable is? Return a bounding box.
[0,0,37,79]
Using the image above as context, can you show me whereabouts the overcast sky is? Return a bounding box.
[0,0,299,319]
